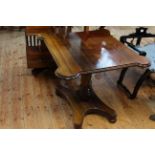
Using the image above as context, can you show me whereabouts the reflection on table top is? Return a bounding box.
[28,28,150,79]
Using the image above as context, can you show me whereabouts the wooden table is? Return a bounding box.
[30,28,150,128]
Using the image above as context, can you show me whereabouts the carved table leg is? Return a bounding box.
[56,74,117,129]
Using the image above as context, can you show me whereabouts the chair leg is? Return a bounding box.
[117,68,131,97]
[149,114,155,121]
[117,68,128,84]
[117,68,151,99]
[131,69,151,98]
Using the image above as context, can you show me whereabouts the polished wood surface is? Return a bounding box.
[35,28,150,79]
[0,27,155,128]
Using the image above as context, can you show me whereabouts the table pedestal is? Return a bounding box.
[56,74,117,129]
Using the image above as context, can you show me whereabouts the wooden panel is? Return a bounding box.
[42,32,82,79]
[25,27,53,68]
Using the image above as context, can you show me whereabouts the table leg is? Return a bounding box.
[56,74,117,129]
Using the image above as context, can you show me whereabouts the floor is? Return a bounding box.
[0,27,155,128]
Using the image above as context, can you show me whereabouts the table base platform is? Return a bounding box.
[56,75,117,129]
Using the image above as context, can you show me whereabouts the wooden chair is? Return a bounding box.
[25,27,55,74]
[118,27,155,99]
[120,27,155,121]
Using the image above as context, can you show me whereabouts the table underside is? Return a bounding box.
[55,73,117,128]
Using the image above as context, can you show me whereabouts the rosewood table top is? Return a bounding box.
[35,29,150,80]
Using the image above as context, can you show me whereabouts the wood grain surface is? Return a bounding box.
[34,28,150,79]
